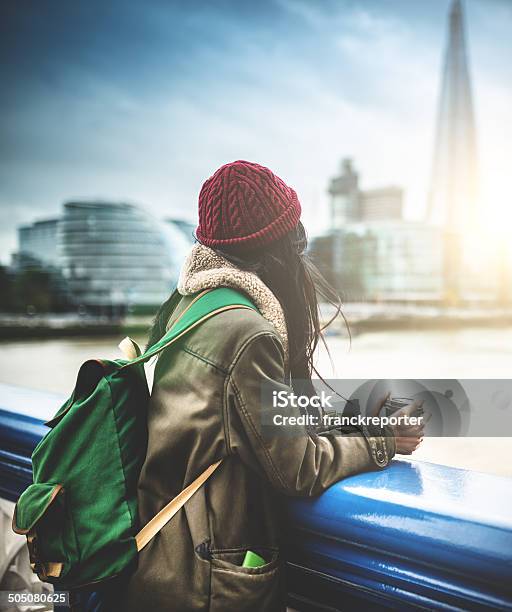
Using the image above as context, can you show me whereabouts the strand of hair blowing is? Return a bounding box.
[147,222,345,398]
[214,222,344,395]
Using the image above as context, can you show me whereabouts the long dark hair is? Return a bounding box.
[147,222,344,392]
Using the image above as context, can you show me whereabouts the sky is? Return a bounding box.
[0,0,511,263]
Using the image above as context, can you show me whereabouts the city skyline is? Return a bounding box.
[1,0,511,263]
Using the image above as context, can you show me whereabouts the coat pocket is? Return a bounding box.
[12,483,79,583]
[209,547,282,612]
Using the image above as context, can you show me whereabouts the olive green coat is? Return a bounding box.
[122,295,395,612]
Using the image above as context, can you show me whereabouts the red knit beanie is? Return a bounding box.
[196,160,301,250]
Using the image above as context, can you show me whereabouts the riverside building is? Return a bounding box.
[15,201,193,312]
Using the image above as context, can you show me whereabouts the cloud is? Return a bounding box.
[0,0,510,262]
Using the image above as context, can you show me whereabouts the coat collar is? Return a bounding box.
[177,243,289,359]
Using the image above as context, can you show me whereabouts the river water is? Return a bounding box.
[1,326,511,477]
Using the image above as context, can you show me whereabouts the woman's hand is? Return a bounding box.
[370,393,426,455]
[391,400,425,454]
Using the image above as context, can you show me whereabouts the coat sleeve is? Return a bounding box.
[226,332,396,497]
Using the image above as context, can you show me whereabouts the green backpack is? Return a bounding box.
[12,287,256,589]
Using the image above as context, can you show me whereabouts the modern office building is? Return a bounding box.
[426,0,498,303]
[329,159,360,227]
[330,222,443,302]
[325,159,435,301]
[17,219,60,268]
[58,201,192,310]
[360,187,403,222]
[427,0,479,230]
[329,158,403,227]
[15,202,194,311]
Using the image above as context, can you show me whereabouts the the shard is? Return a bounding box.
[427,0,479,230]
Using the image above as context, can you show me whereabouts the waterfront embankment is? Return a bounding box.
[2,304,512,340]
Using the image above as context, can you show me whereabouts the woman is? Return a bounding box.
[121,160,423,611]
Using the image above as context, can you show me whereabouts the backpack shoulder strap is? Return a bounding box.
[135,460,222,551]
[122,287,257,369]
[132,287,257,550]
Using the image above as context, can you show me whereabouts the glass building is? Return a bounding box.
[17,219,60,268]
[360,187,403,222]
[58,201,193,310]
[329,158,403,227]
[329,158,360,227]
[327,222,444,302]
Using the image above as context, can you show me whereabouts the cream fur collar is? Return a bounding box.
[177,243,289,358]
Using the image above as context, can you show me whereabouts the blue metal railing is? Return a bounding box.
[285,460,512,610]
[1,384,511,611]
